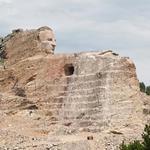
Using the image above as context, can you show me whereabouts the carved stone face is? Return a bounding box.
[39,29,56,53]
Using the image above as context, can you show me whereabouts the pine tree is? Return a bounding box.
[146,86,150,96]
[140,82,146,93]
[142,124,150,150]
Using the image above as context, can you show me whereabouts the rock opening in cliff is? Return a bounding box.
[64,64,74,76]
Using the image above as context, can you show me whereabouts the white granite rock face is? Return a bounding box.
[58,51,143,133]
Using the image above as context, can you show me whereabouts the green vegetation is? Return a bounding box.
[140,82,146,93]
[140,82,150,96]
[146,86,150,96]
[120,141,143,150]
[120,125,150,150]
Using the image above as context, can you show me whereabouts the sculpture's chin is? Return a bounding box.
[52,46,55,52]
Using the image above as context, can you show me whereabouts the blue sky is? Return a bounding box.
[0,0,150,84]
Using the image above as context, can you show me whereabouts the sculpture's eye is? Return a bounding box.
[47,38,52,41]
[37,35,40,41]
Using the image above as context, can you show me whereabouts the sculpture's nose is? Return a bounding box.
[52,40,56,46]
[51,41,56,50]
[51,40,56,49]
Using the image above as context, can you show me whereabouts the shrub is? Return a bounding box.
[120,125,150,150]
[120,141,143,150]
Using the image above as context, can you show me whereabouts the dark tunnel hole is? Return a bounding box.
[64,64,74,76]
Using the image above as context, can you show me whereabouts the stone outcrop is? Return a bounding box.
[0,27,149,150]
[1,26,56,66]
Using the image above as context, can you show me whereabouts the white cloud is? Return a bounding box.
[0,0,12,3]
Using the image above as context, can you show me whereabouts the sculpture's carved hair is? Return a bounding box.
[37,26,53,32]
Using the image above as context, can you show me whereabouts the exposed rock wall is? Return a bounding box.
[0,27,148,150]
[54,52,143,133]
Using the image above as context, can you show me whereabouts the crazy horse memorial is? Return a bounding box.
[0,26,150,150]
